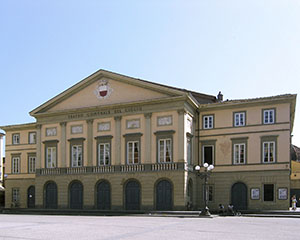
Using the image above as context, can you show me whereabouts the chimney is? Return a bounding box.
[217,91,223,102]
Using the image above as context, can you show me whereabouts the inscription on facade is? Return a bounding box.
[68,107,142,120]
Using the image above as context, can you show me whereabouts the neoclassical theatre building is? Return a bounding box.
[1,70,297,211]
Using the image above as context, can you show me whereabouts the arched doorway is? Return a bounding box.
[96,181,111,210]
[45,182,57,209]
[125,180,140,210]
[27,186,35,208]
[231,182,247,210]
[69,181,83,209]
[156,179,172,210]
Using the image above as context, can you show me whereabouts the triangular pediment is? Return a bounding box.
[30,70,187,115]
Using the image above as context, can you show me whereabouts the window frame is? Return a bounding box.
[203,115,214,129]
[28,132,36,144]
[154,130,175,164]
[28,154,36,173]
[68,138,85,168]
[43,140,58,169]
[12,188,20,203]
[186,133,193,165]
[233,143,246,164]
[200,140,216,166]
[261,136,277,164]
[12,133,20,145]
[95,135,113,166]
[11,155,20,174]
[263,108,276,125]
[231,137,248,165]
[124,133,143,165]
[233,111,246,127]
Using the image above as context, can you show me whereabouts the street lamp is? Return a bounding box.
[194,163,214,216]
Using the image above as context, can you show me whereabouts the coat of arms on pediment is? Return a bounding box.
[94,79,113,100]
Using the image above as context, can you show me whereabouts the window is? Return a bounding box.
[124,133,142,165]
[71,145,83,167]
[12,134,20,145]
[12,156,20,174]
[203,185,214,202]
[234,143,246,164]
[203,115,213,129]
[263,109,275,124]
[263,141,275,163]
[203,146,213,165]
[234,112,245,127]
[187,136,192,164]
[12,188,20,203]
[158,138,172,163]
[28,132,36,144]
[46,147,56,168]
[98,143,110,165]
[127,141,139,164]
[264,184,274,201]
[28,155,36,173]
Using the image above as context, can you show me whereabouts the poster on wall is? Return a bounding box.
[251,188,260,200]
[278,188,288,200]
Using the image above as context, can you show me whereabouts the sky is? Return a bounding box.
[0,0,299,148]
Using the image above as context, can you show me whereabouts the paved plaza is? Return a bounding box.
[0,214,298,240]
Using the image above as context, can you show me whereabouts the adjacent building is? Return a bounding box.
[0,69,297,211]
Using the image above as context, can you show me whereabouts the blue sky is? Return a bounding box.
[0,0,299,146]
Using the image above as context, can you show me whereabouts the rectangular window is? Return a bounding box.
[203,185,213,202]
[263,109,275,124]
[264,184,274,201]
[12,156,20,174]
[46,147,56,168]
[28,132,36,144]
[234,143,245,164]
[12,188,20,203]
[187,137,192,164]
[158,138,172,163]
[234,112,245,127]
[127,141,139,164]
[28,156,36,173]
[98,143,110,166]
[12,134,20,145]
[71,145,83,167]
[203,115,213,129]
[203,146,213,165]
[263,141,275,163]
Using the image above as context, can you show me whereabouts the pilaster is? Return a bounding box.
[114,116,122,165]
[86,119,94,166]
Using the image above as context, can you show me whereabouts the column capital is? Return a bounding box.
[177,109,186,115]
[60,122,67,127]
[114,116,122,121]
[86,119,94,124]
[36,124,42,129]
[144,113,152,119]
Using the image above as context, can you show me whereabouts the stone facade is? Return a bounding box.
[0,69,297,211]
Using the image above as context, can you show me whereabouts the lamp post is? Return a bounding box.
[194,163,214,216]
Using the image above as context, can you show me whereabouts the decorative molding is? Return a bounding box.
[114,116,122,121]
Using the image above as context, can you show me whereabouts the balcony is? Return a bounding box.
[37,162,184,176]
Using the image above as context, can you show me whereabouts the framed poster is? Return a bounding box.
[278,188,288,200]
[251,188,260,200]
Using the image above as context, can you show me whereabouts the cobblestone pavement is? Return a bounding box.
[0,214,298,240]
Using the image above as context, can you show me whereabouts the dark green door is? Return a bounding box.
[97,181,111,210]
[27,186,35,208]
[70,181,83,209]
[156,180,172,210]
[125,181,140,210]
[45,182,57,209]
[231,182,247,210]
